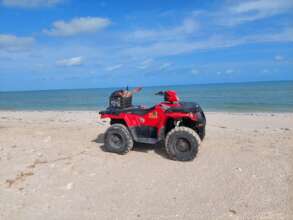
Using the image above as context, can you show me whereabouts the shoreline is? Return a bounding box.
[1,109,293,114]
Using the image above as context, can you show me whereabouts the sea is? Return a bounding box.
[0,81,292,112]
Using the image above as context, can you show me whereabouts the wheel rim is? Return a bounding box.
[175,138,191,152]
[109,133,123,149]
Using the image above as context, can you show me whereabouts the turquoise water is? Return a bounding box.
[0,81,292,112]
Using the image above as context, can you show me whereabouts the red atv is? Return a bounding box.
[99,88,206,161]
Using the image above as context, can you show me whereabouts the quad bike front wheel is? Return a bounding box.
[104,124,133,154]
[165,126,201,161]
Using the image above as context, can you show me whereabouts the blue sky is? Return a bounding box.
[0,0,292,91]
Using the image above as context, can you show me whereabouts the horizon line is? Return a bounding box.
[1,79,292,93]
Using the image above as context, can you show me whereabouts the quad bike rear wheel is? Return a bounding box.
[104,124,133,154]
[165,126,201,161]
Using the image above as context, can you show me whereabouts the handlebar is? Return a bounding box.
[155,91,164,96]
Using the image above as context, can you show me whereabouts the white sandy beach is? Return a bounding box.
[0,111,292,220]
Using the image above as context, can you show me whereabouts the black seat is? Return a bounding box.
[100,106,155,116]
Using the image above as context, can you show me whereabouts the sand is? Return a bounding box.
[0,111,292,220]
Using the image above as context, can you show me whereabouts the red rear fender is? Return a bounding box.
[165,112,197,121]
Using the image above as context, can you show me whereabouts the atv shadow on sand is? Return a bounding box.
[132,142,169,159]
[92,134,169,159]
[92,133,105,144]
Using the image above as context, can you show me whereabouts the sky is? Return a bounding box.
[0,0,292,91]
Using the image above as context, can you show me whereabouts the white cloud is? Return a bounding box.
[105,64,122,71]
[231,0,292,14]
[128,17,199,41]
[141,58,153,65]
[138,58,153,69]
[122,27,293,58]
[124,0,293,60]
[2,0,63,8]
[56,56,83,67]
[43,17,111,37]
[123,36,229,57]
[225,69,234,74]
[191,68,199,75]
[244,27,293,43]
[274,55,284,62]
[0,34,34,52]
[181,17,199,34]
[159,62,171,70]
[221,0,293,26]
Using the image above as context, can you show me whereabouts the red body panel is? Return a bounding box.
[100,102,198,136]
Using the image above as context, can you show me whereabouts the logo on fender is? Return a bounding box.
[149,111,158,119]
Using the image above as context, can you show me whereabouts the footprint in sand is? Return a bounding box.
[6,171,34,188]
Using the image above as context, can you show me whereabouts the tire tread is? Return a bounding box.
[104,123,133,154]
[165,126,201,161]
